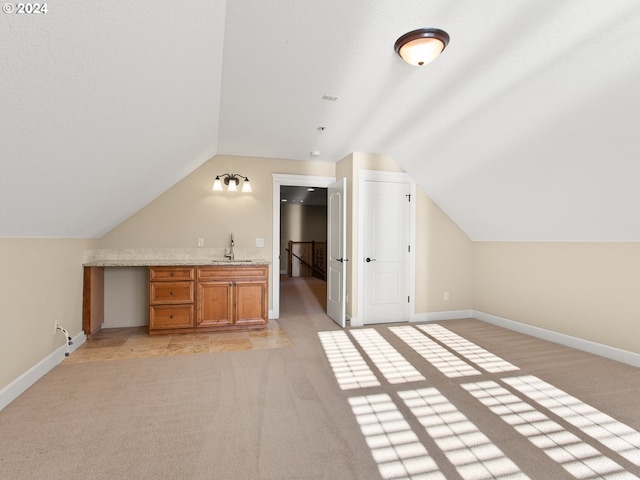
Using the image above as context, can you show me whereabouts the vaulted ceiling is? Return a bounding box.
[2,0,639,240]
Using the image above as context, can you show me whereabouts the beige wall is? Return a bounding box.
[98,154,335,322]
[3,154,639,394]
[98,152,474,326]
[0,238,96,390]
[337,152,474,319]
[100,154,334,250]
[415,190,474,313]
[474,242,640,354]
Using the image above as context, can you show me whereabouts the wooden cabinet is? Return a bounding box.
[148,267,195,332]
[148,264,268,334]
[197,265,268,329]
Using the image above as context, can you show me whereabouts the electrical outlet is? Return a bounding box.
[197,237,204,247]
[443,291,449,301]
[255,238,265,247]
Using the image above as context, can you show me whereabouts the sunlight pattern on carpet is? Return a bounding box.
[463,380,636,479]
[318,330,380,390]
[389,326,481,378]
[505,375,640,467]
[318,325,639,479]
[349,393,445,480]
[350,329,425,384]
[418,325,519,373]
[399,388,530,479]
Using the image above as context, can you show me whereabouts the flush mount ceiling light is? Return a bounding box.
[394,28,450,66]
[212,173,252,193]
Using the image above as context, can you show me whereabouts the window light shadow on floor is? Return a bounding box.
[504,375,640,468]
[350,329,425,384]
[348,393,445,480]
[318,330,380,390]
[463,380,633,479]
[318,324,640,480]
[399,388,529,479]
[418,324,520,373]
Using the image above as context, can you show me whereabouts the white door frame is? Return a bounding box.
[271,173,336,319]
[356,170,416,327]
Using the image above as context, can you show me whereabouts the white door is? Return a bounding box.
[327,178,347,327]
[363,180,411,324]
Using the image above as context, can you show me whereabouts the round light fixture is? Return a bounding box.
[394,28,450,66]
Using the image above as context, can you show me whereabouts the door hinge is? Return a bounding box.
[408,245,411,253]
[408,296,410,303]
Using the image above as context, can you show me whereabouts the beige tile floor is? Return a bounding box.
[64,321,292,364]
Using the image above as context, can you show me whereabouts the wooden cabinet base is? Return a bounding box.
[148,322,268,335]
[148,264,268,335]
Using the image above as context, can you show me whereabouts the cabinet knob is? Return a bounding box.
[170,315,174,319]
[170,291,175,295]
[170,272,175,277]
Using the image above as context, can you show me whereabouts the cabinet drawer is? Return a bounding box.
[149,305,194,329]
[150,281,193,304]
[198,265,268,280]
[149,267,195,282]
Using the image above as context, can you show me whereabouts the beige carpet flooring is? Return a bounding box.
[1,276,639,479]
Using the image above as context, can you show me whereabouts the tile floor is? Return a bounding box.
[64,321,292,364]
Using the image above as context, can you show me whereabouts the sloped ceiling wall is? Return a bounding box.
[0,0,226,237]
[2,0,639,241]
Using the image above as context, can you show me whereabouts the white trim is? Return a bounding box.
[357,170,416,326]
[0,331,86,411]
[272,174,336,319]
[474,310,640,368]
[411,310,475,322]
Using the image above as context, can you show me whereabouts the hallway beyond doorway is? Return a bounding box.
[280,275,327,317]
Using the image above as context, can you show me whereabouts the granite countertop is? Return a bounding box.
[83,248,269,267]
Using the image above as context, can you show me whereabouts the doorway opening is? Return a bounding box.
[280,186,328,314]
[271,174,336,319]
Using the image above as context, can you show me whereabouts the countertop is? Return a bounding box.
[83,248,269,267]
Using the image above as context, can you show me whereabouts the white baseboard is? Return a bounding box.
[0,331,86,411]
[474,310,640,368]
[411,310,474,323]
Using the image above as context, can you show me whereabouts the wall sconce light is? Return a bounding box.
[394,28,450,66]
[212,173,252,193]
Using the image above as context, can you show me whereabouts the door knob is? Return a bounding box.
[366,257,376,262]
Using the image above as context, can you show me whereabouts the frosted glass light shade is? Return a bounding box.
[212,173,252,193]
[395,28,450,66]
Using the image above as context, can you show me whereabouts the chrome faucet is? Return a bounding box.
[225,232,235,261]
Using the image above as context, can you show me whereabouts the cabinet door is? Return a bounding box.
[198,281,233,327]
[235,280,267,326]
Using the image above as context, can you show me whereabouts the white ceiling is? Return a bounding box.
[2,0,639,240]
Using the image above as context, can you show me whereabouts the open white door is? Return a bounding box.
[327,178,347,327]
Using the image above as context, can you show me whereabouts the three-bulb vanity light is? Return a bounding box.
[212,173,252,193]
